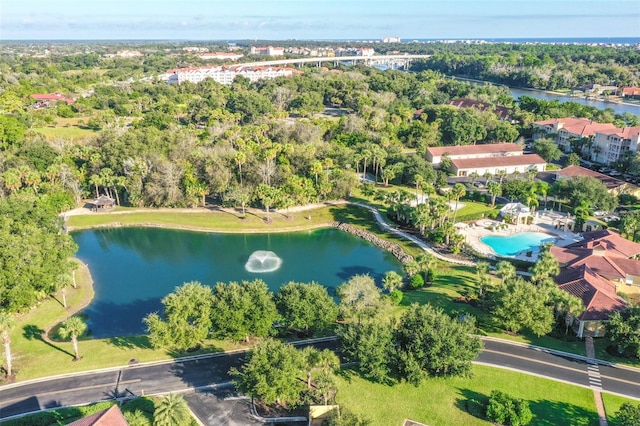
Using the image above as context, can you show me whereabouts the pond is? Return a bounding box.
[72,227,403,338]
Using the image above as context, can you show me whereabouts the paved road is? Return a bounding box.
[2,337,640,421]
[0,339,336,420]
[477,338,640,400]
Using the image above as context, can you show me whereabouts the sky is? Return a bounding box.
[2,0,639,41]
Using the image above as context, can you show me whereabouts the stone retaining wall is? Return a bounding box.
[333,222,414,264]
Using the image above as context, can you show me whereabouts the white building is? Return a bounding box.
[165,65,301,85]
[357,48,376,56]
[196,52,244,61]
[592,126,640,165]
[450,154,547,177]
[532,117,617,154]
[426,143,523,167]
[533,117,640,165]
[250,46,285,56]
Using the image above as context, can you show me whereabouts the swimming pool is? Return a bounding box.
[480,232,556,257]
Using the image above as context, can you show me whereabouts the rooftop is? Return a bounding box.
[427,143,522,157]
[555,165,626,190]
[556,265,627,321]
[565,229,640,259]
[451,154,545,170]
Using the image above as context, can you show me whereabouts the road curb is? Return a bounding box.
[0,336,338,391]
[479,335,640,373]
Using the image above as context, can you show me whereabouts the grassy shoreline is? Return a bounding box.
[7,203,638,380]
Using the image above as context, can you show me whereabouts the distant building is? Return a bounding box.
[426,143,524,167]
[116,50,143,57]
[31,92,75,107]
[555,165,640,196]
[165,65,301,85]
[532,117,618,154]
[592,126,640,165]
[182,46,209,53]
[357,47,375,56]
[620,87,640,99]
[447,98,512,121]
[196,52,244,61]
[450,154,546,177]
[250,46,285,56]
[382,36,401,43]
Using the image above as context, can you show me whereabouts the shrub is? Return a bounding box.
[388,289,403,305]
[486,390,533,426]
[426,269,437,283]
[409,274,424,290]
[616,402,640,426]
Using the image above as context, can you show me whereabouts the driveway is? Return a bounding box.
[184,388,262,426]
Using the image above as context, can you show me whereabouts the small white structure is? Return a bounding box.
[500,203,531,225]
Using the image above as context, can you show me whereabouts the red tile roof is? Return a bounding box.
[622,87,640,96]
[427,143,522,157]
[555,165,626,190]
[596,126,640,139]
[566,230,640,258]
[550,245,636,279]
[533,117,617,137]
[556,265,627,321]
[31,92,75,104]
[447,98,512,120]
[451,154,546,170]
[68,405,129,426]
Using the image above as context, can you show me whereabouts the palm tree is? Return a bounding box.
[496,169,508,184]
[234,150,247,185]
[302,347,322,389]
[0,312,14,377]
[413,174,424,203]
[383,270,403,293]
[88,174,102,198]
[317,349,339,375]
[58,316,87,361]
[469,171,479,185]
[496,260,516,285]
[563,296,584,335]
[314,371,337,405]
[421,182,435,201]
[530,245,560,285]
[416,252,436,284]
[404,260,420,278]
[536,181,550,209]
[154,393,190,426]
[483,172,493,186]
[487,181,502,207]
[451,183,466,223]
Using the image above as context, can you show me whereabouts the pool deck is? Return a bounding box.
[461,210,583,262]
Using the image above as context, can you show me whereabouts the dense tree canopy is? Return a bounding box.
[0,194,77,312]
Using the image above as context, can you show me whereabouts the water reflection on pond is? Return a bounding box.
[72,227,402,338]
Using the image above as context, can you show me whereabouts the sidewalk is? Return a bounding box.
[586,337,608,426]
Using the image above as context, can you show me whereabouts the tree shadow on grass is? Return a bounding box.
[107,335,153,351]
[23,324,75,359]
[455,388,488,420]
[528,399,599,426]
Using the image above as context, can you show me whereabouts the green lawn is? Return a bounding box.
[34,125,98,142]
[337,364,617,426]
[68,204,388,232]
[6,259,243,382]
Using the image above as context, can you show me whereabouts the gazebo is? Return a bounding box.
[91,195,115,212]
[499,202,531,225]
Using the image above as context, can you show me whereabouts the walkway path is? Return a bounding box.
[354,203,476,267]
[586,337,609,426]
